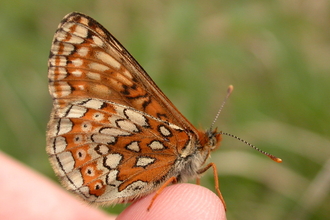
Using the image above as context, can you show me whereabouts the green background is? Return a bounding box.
[1,0,329,219]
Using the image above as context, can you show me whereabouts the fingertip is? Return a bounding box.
[0,153,116,220]
[117,183,226,220]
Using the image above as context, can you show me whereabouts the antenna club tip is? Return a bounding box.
[228,85,234,92]
[275,158,283,163]
[270,156,283,163]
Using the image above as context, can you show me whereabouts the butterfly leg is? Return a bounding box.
[197,163,227,211]
[196,177,201,185]
[147,176,177,211]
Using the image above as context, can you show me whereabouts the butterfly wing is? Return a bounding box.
[47,12,204,204]
[48,12,195,129]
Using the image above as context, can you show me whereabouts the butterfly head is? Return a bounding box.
[208,128,222,151]
[198,128,222,153]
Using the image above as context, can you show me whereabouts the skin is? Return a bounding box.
[0,152,226,220]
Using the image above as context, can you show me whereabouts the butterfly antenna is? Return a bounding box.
[209,85,234,132]
[220,132,282,163]
[209,85,282,163]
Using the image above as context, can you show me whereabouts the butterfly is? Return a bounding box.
[46,12,281,210]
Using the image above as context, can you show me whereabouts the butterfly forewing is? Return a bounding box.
[47,12,220,205]
[48,12,194,128]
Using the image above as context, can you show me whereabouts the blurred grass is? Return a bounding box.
[0,0,329,219]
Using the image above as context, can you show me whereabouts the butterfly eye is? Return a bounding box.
[208,132,221,151]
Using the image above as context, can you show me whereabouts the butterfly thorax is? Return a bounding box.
[170,129,221,182]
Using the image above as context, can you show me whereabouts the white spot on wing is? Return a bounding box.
[96,51,121,70]
[52,136,67,154]
[89,62,109,72]
[48,67,56,81]
[56,151,75,173]
[72,70,82,77]
[114,105,125,117]
[86,72,101,81]
[136,157,155,167]
[116,120,138,133]
[106,170,122,187]
[66,105,87,118]
[124,109,148,127]
[126,141,140,152]
[61,22,74,32]
[159,125,171,137]
[115,72,133,86]
[81,99,104,109]
[62,43,75,55]
[48,84,56,97]
[180,139,194,158]
[105,153,122,169]
[57,118,73,135]
[57,57,67,66]
[67,35,84,44]
[79,17,89,26]
[56,82,71,97]
[49,56,67,66]
[72,58,83,67]
[92,35,104,47]
[51,42,60,53]
[51,42,74,55]
[66,169,84,188]
[55,30,69,41]
[73,25,88,38]
[77,47,89,57]
[92,134,116,144]
[100,127,131,136]
[55,67,68,80]
[122,69,133,79]
[169,123,184,130]
[95,144,109,155]
[79,186,92,198]
[148,140,165,150]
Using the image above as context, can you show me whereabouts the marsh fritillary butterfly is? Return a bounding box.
[47,12,281,210]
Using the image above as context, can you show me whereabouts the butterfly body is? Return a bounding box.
[47,12,221,205]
